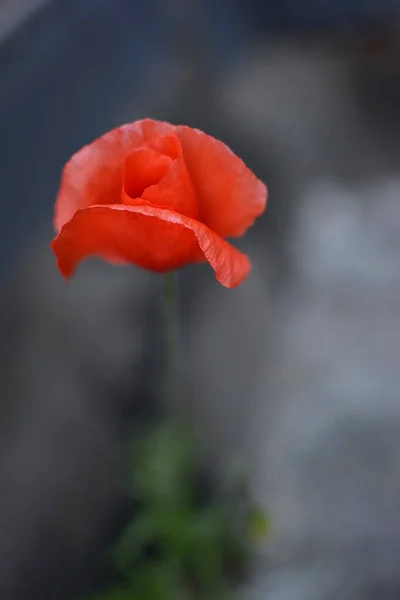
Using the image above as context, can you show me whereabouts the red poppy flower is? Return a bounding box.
[51,119,267,288]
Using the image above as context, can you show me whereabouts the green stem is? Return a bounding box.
[164,271,179,403]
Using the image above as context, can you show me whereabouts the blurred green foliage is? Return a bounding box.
[84,422,269,600]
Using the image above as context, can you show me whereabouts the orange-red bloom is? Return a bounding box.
[51,119,267,288]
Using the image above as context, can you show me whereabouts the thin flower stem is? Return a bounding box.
[164,271,179,403]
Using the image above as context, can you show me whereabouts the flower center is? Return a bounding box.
[122,147,172,200]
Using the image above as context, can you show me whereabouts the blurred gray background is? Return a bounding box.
[1,0,400,599]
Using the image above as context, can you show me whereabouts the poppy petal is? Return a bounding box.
[177,126,267,238]
[146,134,181,159]
[54,119,176,232]
[51,205,251,288]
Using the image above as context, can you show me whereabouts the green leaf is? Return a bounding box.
[247,508,270,542]
[133,422,196,506]
[111,513,156,573]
